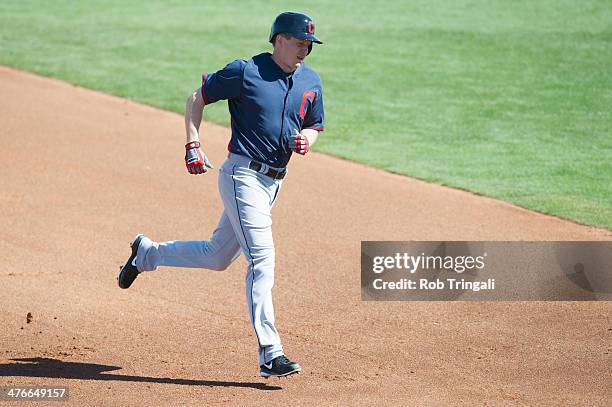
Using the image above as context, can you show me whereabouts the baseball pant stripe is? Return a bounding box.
[231,165,263,353]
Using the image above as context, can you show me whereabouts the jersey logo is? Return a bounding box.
[307,21,315,34]
[299,91,316,119]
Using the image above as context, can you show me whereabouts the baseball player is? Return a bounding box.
[117,11,324,378]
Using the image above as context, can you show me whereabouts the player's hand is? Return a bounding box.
[288,129,309,155]
[185,141,214,174]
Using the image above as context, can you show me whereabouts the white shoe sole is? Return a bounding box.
[260,367,302,378]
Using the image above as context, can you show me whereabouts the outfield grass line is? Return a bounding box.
[1,0,610,229]
[1,62,610,232]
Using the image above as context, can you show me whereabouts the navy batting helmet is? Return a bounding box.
[269,12,322,54]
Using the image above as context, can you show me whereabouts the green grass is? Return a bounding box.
[1,0,610,229]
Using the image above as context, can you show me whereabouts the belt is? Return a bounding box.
[249,161,286,180]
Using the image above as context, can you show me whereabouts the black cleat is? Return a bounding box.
[117,234,145,289]
[260,355,302,378]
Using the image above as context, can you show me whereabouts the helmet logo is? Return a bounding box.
[307,21,315,34]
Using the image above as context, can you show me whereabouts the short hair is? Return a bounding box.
[272,33,290,46]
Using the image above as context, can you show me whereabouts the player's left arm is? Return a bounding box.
[301,128,319,147]
[288,128,320,155]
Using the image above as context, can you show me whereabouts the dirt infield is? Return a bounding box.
[1,66,610,406]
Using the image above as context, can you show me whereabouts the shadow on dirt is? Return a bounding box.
[0,357,281,391]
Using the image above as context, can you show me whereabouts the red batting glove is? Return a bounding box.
[185,141,213,174]
[288,129,310,155]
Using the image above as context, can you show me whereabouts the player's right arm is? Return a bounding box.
[183,88,213,174]
[185,87,205,145]
[183,60,246,175]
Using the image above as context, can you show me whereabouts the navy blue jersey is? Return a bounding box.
[201,52,324,168]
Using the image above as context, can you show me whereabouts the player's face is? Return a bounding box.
[273,35,311,72]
